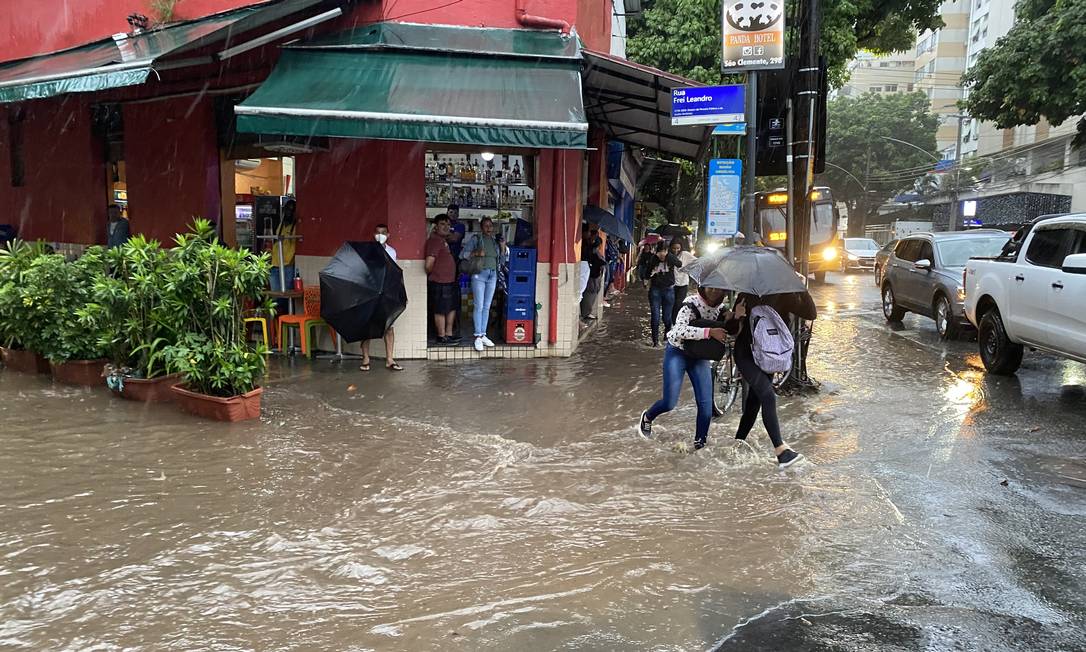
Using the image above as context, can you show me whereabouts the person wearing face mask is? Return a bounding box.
[361,224,403,371]
[461,217,507,352]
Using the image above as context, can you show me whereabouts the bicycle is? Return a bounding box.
[711,320,812,416]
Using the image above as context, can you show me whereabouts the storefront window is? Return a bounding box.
[424,149,538,348]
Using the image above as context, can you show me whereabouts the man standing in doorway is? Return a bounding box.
[106,204,130,248]
[580,224,606,322]
[270,199,298,291]
[361,224,404,371]
[445,203,465,334]
[426,214,461,346]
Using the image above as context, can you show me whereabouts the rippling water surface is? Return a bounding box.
[2,277,1084,650]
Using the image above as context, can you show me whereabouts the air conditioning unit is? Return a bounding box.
[256,135,329,155]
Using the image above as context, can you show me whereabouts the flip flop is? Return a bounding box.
[359,362,371,371]
[386,363,404,372]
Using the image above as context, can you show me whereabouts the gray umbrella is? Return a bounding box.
[684,246,807,296]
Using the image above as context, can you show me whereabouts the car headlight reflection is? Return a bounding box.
[822,247,838,262]
[705,241,721,253]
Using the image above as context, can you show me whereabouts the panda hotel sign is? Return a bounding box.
[722,0,786,71]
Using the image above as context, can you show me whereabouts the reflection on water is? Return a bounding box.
[1,282,1084,650]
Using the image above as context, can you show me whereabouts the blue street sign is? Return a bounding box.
[712,123,747,135]
[671,85,745,126]
[707,159,742,237]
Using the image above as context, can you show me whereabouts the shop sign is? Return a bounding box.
[671,85,745,126]
[722,1,786,71]
[706,159,742,237]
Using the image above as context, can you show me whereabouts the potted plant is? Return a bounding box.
[78,236,183,401]
[0,240,52,373]
[163,220,272,421]
[21,248,111,385]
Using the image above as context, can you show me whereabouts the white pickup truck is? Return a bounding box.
[964,214,1086,374]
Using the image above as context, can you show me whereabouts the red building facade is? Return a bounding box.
[0,0,697,359]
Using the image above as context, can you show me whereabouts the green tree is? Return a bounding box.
[821,91,939,229]
[628,0,944,86]
[963,0,1086,144]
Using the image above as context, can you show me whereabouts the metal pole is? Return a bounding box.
[785,99,796,266]
[950,115,966,228]
[743,71,758,238]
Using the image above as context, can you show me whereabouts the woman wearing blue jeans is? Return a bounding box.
[639,241,684,346]
[463,217,507,352]
[638,287,735,449]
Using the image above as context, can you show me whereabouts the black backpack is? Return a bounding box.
[681,304,728,361]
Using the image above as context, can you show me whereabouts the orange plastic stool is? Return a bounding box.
[277,286,335,356]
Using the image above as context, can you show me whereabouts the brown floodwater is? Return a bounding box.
[2,275,1084,650]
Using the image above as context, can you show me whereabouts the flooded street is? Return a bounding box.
[2,272,1085,651]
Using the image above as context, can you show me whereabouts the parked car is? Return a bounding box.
[964,214,1086,374]
[881,230,1011,338]
[872,239,897,287]
[840,237,880,272]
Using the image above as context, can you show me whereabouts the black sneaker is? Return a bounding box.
[637,411,653,439]
[435,336,448,346]
[713,403,725,419]
[447,334,462,343]
[694,438,706,450]
[777,449,804,469]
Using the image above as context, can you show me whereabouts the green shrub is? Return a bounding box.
[78,235,179,379]
[162,219,272,397]
[21,247,110,362]
[0,240,51,350]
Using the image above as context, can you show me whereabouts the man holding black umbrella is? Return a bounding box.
[361,224,403,371]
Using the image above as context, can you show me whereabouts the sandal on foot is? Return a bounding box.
[386,363,404,372]
[360,361,371,371]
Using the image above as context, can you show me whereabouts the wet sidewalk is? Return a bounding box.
[1,277,1084,650]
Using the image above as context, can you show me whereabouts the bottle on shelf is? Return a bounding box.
[512,160,522,184]
[293,271,303,291]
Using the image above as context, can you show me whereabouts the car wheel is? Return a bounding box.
[873,265,882,287]
[934,294,959,339]
[882,284,906,322]
[978,308,1023,375]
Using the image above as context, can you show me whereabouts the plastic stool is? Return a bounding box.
[244,316,270,350]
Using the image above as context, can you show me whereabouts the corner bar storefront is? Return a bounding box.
[235,22,591,360]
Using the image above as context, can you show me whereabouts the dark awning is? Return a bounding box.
[235,23,588,149]
[0,0,330,103]
[581,50,711,160]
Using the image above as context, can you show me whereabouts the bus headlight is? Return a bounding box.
[705,241,721,254]
[821,247,838,262]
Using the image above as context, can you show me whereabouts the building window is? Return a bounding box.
[907,83,914,92]
[870,86,882,93]
[885,84,898,92]
[880,61,889,67]
[7,110,24,187]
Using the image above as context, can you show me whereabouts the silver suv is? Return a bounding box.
[881,230,1010,338]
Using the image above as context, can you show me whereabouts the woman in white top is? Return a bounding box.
[670,238,697,323]
[637,286,740,450]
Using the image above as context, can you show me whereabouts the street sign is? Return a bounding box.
[722,0,786,71]
[671,85,745,126]
[712,123,747,135]
[706,159,742,237]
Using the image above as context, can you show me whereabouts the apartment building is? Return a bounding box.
[914,0,970,157]
[837,50,916,98]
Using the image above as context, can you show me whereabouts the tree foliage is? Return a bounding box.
[963,0,1086,144]
[822,91,939,215]
[628,0,944,86]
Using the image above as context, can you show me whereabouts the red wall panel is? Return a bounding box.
[123,96,221,244]
[294,139,427,259]
[0,0,258,63]
[0,97,106,244]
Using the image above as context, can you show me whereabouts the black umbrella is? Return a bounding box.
[655,223,693,238]
[319,242,408,342]
[583,205,634,243]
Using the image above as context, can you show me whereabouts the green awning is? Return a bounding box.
[0,0,328,103]
[235,23,588,149]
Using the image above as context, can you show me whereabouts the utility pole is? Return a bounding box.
[791,0,821,282]
[743,71,758,238]
[785,0,821,390]
[949,114,968,228]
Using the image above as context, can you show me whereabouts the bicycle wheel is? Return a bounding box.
[713,353,742,414]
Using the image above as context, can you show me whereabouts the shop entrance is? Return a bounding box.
[424,149,538,350]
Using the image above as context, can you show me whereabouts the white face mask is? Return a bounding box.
[375,233,389,244]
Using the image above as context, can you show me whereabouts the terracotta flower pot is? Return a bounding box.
[117,373,181,403]
[1,347,51,374]
[50,359,108,386]
[171,384,263,422]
